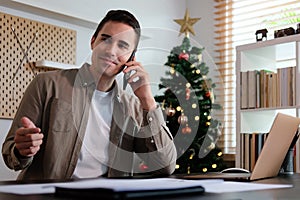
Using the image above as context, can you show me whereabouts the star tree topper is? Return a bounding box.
[174,8,201,37]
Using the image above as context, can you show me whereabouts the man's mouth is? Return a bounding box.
[99,56,118,66]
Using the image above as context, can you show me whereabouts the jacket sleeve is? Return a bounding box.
[134,106,177,175]
[2,75,44,171]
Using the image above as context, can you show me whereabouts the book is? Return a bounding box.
[54,178,205,199]
[248,70,257,108]
[240,71,248,109]
[55,185,204,199]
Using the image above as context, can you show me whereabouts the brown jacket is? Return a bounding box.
[2,63,177,180]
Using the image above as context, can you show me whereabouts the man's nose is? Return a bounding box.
[105,43,118,57]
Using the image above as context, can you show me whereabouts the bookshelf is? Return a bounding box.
[236,34,300,172]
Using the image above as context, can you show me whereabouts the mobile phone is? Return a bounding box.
[122,50,136,90]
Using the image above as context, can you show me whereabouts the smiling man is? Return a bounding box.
[2,10,177,181]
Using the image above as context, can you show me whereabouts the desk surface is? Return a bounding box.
[0,174,299,199]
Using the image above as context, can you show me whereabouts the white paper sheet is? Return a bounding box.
[0,178,292,195]
[204,181,292,193]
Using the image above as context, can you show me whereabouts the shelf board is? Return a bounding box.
[236,34,300,52]
[241,106,300,112]
[34,60,79,69]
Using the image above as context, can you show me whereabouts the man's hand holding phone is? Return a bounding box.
[14,117,44,157]
[123,59,156,111]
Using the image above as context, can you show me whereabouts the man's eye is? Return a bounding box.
[102,37,112,43]
[119,43,129,49]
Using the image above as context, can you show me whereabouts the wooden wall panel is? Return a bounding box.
[0,12,76,119]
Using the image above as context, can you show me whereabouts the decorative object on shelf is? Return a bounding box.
[255,29,268,41]
[280,132,299,175]
[296,23,300,34]
[274,27,295,38]
[154,10,225,174]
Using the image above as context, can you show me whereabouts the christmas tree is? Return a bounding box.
[154,9,226,174]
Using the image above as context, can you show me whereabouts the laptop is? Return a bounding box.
[183,112,300,181]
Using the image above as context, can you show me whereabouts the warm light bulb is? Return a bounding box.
[212,164,217,169]
[202,168,208,172]
[170,68,175,74]
[192,103,197,108]
[217,151,223,157]
[176,106,182,111]
[195,116,200,121]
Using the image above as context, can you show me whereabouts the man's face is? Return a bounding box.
[90,21,137,78]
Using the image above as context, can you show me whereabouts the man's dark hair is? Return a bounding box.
[92,10,141,49]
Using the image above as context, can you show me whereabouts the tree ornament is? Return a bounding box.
[205,91,211,98]
[208,142,215,150]
[165,106,176,117]
[170,67,176,75]
[178,112,188,124]
[182,124,192,134]
[185,87,191,100]
[139,162,149,171]
[186,83,191,100]
[173,8,201,37]
[188,149,195,159]
[179,52,189,61]
[198,54,202,62]
[210,89,215,103]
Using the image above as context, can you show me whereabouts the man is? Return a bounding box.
[2,10,177,180]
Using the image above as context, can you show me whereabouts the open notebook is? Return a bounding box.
[184,112,300,181]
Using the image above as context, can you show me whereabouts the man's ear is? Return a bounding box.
[90,37,96,49]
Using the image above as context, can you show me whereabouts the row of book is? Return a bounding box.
[240,132,269,171]
[240,132,298,172]
[240,66,296,109]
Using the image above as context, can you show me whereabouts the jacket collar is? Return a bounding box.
[78,62,124,102]
[77,63,96,87]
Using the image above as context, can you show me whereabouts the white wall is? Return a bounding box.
[0,0,214,180]
[0,119,19,180]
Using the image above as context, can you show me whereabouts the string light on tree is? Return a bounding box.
[154,8,225,174]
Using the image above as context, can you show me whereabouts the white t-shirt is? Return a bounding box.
[72,89,113,179]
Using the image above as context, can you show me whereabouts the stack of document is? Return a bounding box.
[0,178,292,198]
